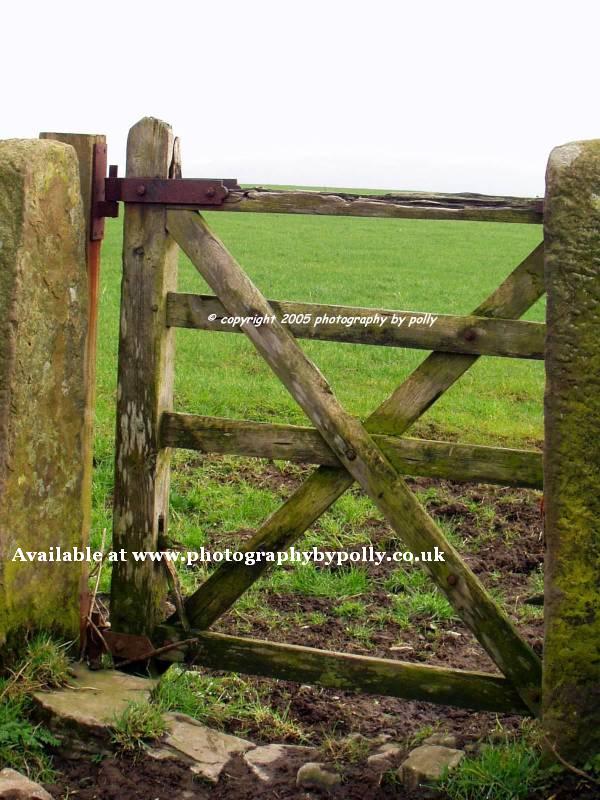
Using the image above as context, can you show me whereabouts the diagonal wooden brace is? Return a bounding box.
[167,209,543,714]
[176,244,545,638]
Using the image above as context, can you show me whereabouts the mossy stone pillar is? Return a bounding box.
[0,140,88,650]
[543,140,600,762]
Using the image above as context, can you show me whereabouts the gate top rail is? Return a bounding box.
[93,155,543,227]
[219,187,543,224]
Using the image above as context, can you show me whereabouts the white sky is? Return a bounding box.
[3,0,598,196]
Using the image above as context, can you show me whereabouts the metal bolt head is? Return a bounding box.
[463,328,477,342]
[345,447,357,461]
[447,574,458,586]
[136,184,147,197]
[206,187,216,198]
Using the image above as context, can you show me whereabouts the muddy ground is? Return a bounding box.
[43,472,597,799]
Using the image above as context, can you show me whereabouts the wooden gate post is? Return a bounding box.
[110,118,179,635]
[543,140,600,762]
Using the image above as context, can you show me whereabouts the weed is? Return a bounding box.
[528,566,544,596]
[409,723,439,746]
[1,635,71,701]
[305,611,328,626]
[0,690,58,782]
[245,701,306,742]
[333,600,366,619]
[400,590,457,625]
[320,733,370,764]
[111,701,169,753]
[384,566,428,594]
[347,623,376,647]
[385,567,457,627]
[270,563,370,599]
[0,635,74,781]
[439,742,559,800]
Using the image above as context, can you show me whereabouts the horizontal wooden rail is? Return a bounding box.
[167,294,545,359]
[205,188,544,224]
[161,413,543,489]
[153,626,531,715]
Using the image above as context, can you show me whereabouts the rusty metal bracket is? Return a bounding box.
[105,174,240,206]
[102,630,155,662]
[91,152,240,236]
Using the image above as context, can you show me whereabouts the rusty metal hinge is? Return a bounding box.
[91,144,240,239]
[105,175,240,206]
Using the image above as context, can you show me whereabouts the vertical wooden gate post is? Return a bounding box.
[110,118,179,635]
[543,140,600,761]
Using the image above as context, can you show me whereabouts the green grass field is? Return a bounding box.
[92,205,544,588]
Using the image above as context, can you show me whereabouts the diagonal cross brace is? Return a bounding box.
[167,209,543,714]
[177,243,545,637]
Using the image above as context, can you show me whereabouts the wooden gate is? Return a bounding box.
[110,117,546,717]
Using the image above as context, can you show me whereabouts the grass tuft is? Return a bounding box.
[270,563,370,598]
[333,600,366,619]
[111,701,169,754]
[439,742,559,800]
[385,567,457,627]
[320,732,370,764]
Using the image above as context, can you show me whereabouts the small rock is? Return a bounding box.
[367,744,404,781]
[244,744,316,782]
[422,733,458,748]
[0,769,53,799]
[344,732,367,743]
[371,733,393,745]
[377,742,402,755]
[149,712,253,784]
[367,747,403,773]
[32,663,156,755]
[399,744,464,790]
[296,762,341,791]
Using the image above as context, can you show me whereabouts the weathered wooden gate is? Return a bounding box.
[109,116,550,719]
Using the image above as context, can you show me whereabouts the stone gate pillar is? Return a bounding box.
[0,139,88,651]
[543,139,600,762]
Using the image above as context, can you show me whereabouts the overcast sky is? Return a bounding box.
[3,1,598,196]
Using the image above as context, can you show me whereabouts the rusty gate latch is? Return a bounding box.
[91,144,240,241]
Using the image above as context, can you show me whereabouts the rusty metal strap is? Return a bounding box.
[105,177,240,205]
[91,144,240,238]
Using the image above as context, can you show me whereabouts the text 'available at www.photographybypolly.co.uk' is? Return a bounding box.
[11,545,446,568]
